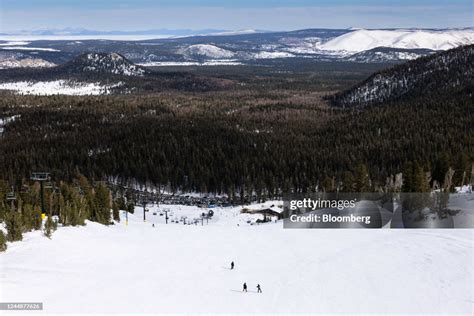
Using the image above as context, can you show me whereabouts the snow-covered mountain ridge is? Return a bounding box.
[320,29,474,53]
[2,28,472,65]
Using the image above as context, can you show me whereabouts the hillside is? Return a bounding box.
[330,44,474,107]
[0,52,231,94]
[56,52,148,76]
[345,47,434,63]
[320,29,474,53]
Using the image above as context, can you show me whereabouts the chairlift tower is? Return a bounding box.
[6,186,17,210]
[141,191,149,222]
[30,172,51,218]
[163,208,170,224]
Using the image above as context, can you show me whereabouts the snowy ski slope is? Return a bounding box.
[0,203,473,314]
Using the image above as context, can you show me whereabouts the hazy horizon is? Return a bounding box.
[1,0,472,33]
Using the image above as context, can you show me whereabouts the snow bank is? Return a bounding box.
[455,185,473,193]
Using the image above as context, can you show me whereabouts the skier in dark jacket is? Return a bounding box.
[257,284,262,293]
[231,261,234,270]
[243,282,247,292]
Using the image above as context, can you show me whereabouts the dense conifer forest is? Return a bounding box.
[0,68,472,197]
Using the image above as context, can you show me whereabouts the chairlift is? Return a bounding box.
[6,191,16,201]
[30,172,50,181]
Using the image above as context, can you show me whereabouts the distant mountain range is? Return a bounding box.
[0,28,473,67]
[2,27,262,37]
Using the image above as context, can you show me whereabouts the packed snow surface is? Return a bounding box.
[321,29,474,53]
[0,201,473,314]
[0,80,123,95]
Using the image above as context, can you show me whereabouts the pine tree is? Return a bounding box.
[413,164,430,192]
[342,171,355,192]
[21,204,42,231]
[93,183,111,225]
[402,162,414,192]
[5,211,23,242]
[44,214,54,238]
[354,164,370,192]
[127,202,135,214]
[112,201,120,222]
[321,176,335,192]
[0,230,7,252]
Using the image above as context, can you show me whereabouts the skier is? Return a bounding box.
[257,284,262,293]
[231,261,234,270]
[152,223,155,227]
[243,282,247,292]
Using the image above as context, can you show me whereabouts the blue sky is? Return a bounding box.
[1,0,472,32]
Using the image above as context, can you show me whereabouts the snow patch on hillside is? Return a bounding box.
[0,46,60,52]
[0,58,56,69]
[210,29,259,36]
[140,60,243,66]
[0,80,123,95]
[179,44,235,59]
[252,51,295,59]
[0,41,30,46]
[321,29,474,53]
